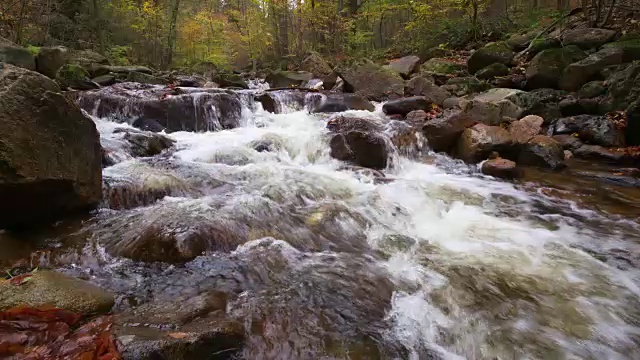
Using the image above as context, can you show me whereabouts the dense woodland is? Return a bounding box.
[3,0,637,72]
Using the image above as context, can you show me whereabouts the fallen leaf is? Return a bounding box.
[168,332,190,339]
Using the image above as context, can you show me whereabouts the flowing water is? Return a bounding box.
[3,87,640,359]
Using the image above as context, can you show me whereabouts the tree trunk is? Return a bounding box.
[93,0,105,53]
[165,0,181,69]
[15,0,28,44]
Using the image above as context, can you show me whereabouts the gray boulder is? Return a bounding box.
[552,114,625,147]
[526,46,587,89]
[422,111,476,153]
[266,70,313,88]
[0,37,35,70]
[467,41,514,74]
[388,55,421,78]
[517,135,565,169]
[405,76,450,105]
[383,96,432,117]
[559,47,624,91]
[455,123,514,163]
[339,59,404,101]
[0,64,102,229]
[475,63,509,79]
[35,46,69,78]
[562,28,617,49]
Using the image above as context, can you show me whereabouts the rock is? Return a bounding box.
[526,46,587,89]
[493,73,526,89]
[68,49,109,68]
[420,47,450,60]
[475,62,509,79]
[0,270,114,315]
[552,134,583,150]
[203,81,219,88]
[0,64,101,228]
[573,144,628,163]
[527,38,561,59]
[602,62,640,112]
[473,87,524,103]
[405,76,451,105]
[77,83,244,132]
[455,123,513,162]
[405,110,428,126]
[330,132,388,169]
[517,135,565,169]
[422,111,476,152]
[559,48,624,91]
[55,63,98,90]
[506,32,536,51]
[213,72,248,89]
[506,88,568,124]
[327,116,382,134]
[579,80,606,98]
[115,129,175,157]
[552,114,625,147]
[481,158,520,179]
[562,28,617,49]
[175,75,206,87]
[300,51,336,88]
[443,97,463,109]
[421,58,466,75]
[265,70,313,88]
[382,96,432,117]
[191,61,217,78]
[92,74,116,86]
[602,37,640,62]
[627,99,640,146]
[509,115,544,143]
[467,41,514,74]
[312,93,374,113]
[558,96,599,116]
[0,37,35,70]
[564,150,573,160]
[126,71,165,85]
[443,76,492,96]
[461,89,524,125]
[338,59,404,101]
[35,46,69,78]
[388,55,421,78]
[256,93,278,113]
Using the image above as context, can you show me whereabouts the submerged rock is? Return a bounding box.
[0,270,114,315]
[0,64,101,229]
[330,132,388,169]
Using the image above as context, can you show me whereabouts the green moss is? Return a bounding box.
[26,45,40,56]
[534,46,586,72]
[603,38,640,61]
[422,58,464,74]
[56,64,89,81]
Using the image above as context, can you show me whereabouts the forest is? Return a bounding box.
[2,0,630,72]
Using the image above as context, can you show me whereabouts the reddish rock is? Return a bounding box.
[455,123,514,163]
[481,158,520,179]
[509,115,544,144]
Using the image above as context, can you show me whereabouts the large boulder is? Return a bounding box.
[35,46,69,78]
[0,64,102,229]
[526,46,587,89]
[0,270,114,315]
[562,28,617,49]
[327,116,389,169]
[0,37,35,70]
[467,41,514,74]
[506,32,537,51]
[460,88,524,126]
[552,114,625,147]
[455,123,514,162]
[300,51,336,88]
[559,47,624,91]
[382,96,431,117]
[388,55,421,78]
[442,76,492,96]
[126,71,165,85]
[405,76,450,105]
[517,135,565,169]
[77,83,245,132]
[338,60,404,101]
[422,111,476,152]
[602,62,640,112]
[265,70,313,88]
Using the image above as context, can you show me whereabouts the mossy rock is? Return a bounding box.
[579,81,606,98]
[213,72,248,89]
[467,41,514,74]
[602,37,640,62]
[0,270,114,315]
[525,45,587,89]
[475,62,509,79]
[528,38,561,58]
[0,39,35,70]
[55,63,97,89]
[445,76,493,96]
[421,58,465,75]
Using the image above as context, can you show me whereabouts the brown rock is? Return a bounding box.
[455,124,514,163]
[422,111,476,153]
[509,115,544,144]
[481,158,520,179]
[517,135,565,169]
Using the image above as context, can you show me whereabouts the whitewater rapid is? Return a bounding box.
[92,93,640,360]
